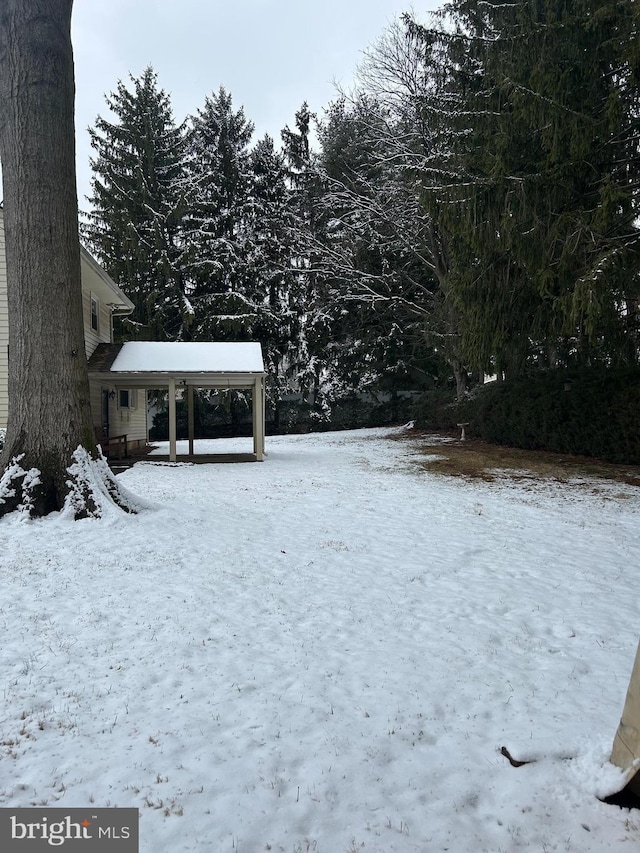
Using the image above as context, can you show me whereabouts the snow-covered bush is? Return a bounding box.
[0,453,41,516]
[0,427,5,452]
[63,446,151,519]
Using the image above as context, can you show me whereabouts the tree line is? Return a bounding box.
[84,0,639,423]
[1,0,637,517]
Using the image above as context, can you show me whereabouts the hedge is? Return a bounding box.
[412,367,640,464]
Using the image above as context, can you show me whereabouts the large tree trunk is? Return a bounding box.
[0,0,136,517]
[452,359,468,401]
[611,640,640,796]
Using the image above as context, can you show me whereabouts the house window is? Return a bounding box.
[118,389,136,409]
[90,295,99,332]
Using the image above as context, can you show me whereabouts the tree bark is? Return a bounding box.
[452,359,468,401]
[0,0,133,517]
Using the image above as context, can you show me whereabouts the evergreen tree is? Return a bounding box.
[247,134,303,426]
[280,103,335,414]
[409,0,640,375]
[84,66,191,341]
[185,91,310,427]
[185,87,255,338]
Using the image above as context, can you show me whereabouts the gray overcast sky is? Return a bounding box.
[71,1,436,209]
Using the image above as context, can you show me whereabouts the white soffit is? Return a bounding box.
[110,342,265,374]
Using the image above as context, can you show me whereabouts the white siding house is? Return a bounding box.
[0,210,147,453]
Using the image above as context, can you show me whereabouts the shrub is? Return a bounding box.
[412,367,640,464]
[412,387,469,432]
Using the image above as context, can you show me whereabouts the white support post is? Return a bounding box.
[187,384,194,456]
[253,377,264,461]
[168,377,177,463]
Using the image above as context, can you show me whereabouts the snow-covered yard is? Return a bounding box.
[0,427,639,852]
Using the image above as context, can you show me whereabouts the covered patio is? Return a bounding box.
[88,341,266,463]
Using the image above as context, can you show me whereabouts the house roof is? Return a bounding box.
[87,341,265,387]
[79,246,134,314]
[86,343,123,373]
[111,341,264,374]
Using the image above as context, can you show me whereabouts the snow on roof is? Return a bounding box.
[110,342,264,374]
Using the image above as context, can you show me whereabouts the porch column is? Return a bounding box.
[253,376,264,461]
[262,375,266,457]
[187,384,194,456]
[168,376,177,463]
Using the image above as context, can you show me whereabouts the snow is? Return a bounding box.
[62,446,152,520]
[0,426,639,852]
[110,341,265,374]
[0,453,41,515]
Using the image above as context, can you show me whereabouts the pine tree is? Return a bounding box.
[281,103,343,415]
[83,66,192,341]
[185,87,255,338]
[247,135,303,427]
[411,0,640,375]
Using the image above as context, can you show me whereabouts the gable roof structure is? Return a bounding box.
[79,245,134,314]
[88,341,266,462]
[109,341,264,377]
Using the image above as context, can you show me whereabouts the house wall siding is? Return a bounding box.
[90,381,104,435]
[0,215,146,445]
[90,383,148,447]
[83,290,112,358]
[111,391,148,443]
